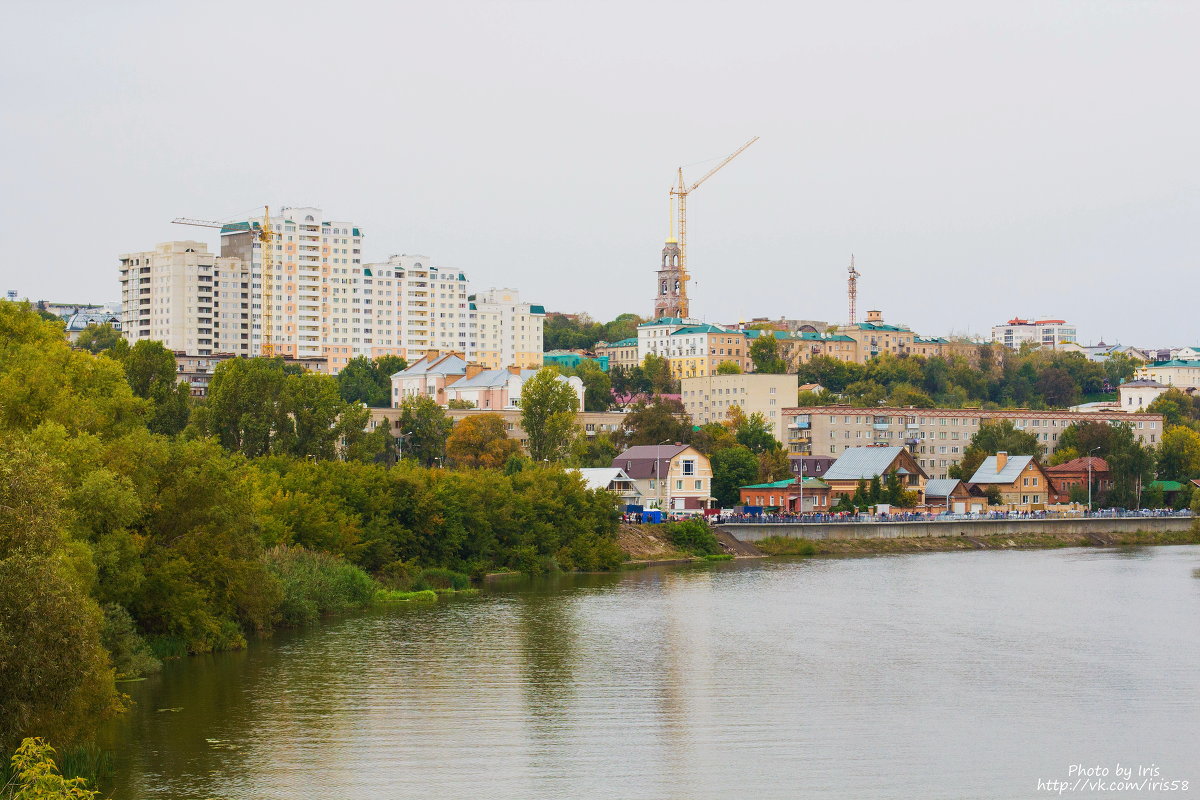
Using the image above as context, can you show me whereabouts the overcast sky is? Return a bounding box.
[2,0,1196,345]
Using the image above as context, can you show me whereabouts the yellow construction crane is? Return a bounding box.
[172,206,276,356]
[669,136,759,317]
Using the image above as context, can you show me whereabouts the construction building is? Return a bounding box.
[125,207,544,373]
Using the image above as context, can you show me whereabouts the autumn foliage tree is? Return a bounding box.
[446,413,520,468]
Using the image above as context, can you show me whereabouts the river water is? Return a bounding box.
[100,546,1200,799]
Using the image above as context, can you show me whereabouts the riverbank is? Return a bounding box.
[754,527,1200,556]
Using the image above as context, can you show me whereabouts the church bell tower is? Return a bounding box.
[654,237,687,319]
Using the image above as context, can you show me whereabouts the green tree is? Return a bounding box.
[1157,426,1200,480]
[1147,389,1199,429]
[121,340,191,435]
[519,368,580,462]
[641,354,677,395]
[949,420,1042,479]
[1035,367,1079,407]
[191,357,288,456]
[335,355,388,407]
[710,446,759,507]
[716,361,742,374]
[74,323,126,356]
[572,432,619,468]
[397,395,453,466]
[689,422,738,456]
[0,437,121,750]
[445,413,520,469]
[619,397,691,448]
[0,304,146,439]
[374,354,408,381]
[1104,352,1143,385]
[7,738,99,799]
[757,448,791,482]
[730,408,779,454]
[574,359,613,412]
[749,335,787,374]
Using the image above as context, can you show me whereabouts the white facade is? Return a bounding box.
[1137,362,1200,389]
[362,255,473,360]
[471,288,545,369]
[119,241,249,355]
[991,318,1077,349]
[123,208,542,372]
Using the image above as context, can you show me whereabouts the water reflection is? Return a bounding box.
[102,547,1200,799]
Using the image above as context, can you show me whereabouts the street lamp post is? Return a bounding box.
[397,430,413,461]
[657,439,670,513]
[798,457,804,518]
[1087,447,1101,514]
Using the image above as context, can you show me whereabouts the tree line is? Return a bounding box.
[0,302,623,754]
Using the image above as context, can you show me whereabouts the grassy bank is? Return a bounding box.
[755,527,1200,557]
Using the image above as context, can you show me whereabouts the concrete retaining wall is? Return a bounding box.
[719,516,1196,543]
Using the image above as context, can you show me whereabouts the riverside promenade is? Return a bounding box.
[718,512,1195,543]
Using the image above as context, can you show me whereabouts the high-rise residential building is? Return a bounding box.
[217,207,363,362]
[119,240,249,355]
[121,207,543,372]
[991,317,1077,349]
[470,288,545,369]
[360,254,472,363]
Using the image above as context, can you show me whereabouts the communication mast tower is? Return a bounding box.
[847,255,860,325]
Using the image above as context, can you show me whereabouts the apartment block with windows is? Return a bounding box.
[636,318,751,377]
[470,288,545,370]
[359,254,473,364]
[119,241,249,356]
[682,373,798,443]
[218,206,363,362]
[783,405,1163,480]
[991,317,1077,349]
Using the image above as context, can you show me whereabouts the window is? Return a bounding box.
[675,480,683,490]
[682,459,695,476]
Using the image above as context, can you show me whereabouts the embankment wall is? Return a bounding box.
[720,516,1195,543]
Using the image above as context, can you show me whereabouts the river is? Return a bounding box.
[99,546,1200,799]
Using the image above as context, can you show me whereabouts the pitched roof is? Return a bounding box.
[638,317,687,327]
[612,444,691,479]
[823,447,910,481]
[574,468,636,492]
[1045,457,1109,473]
[598,337,638,348]
[448,368,513,389]
[396,353,467,378]
[969,454,1038,485]
[924,478,963,497]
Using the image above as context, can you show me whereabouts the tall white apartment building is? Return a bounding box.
[218,207,363,363]
[119,241,250,356]
[470,288,545,369]
[120,207,545,372]
[991,318,1077,349]
[363,255,473,361]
